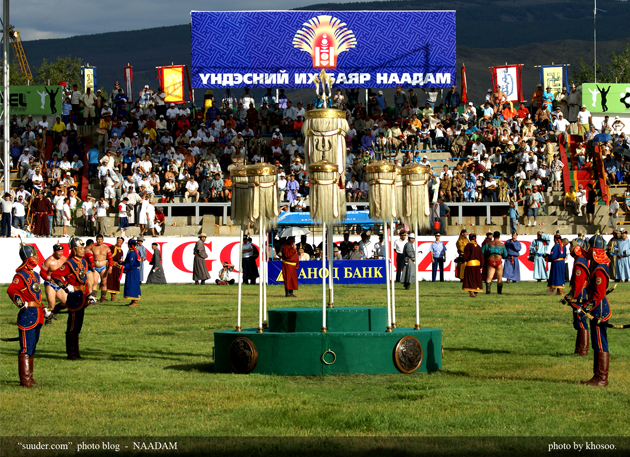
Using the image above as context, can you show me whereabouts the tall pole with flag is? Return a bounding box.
[460,64,468,106]
[2,0,10,193]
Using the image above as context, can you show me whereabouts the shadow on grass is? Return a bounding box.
[441,369,576,384]
[33,348,206,362]
[164,362,215,373]
[447,347,512,355]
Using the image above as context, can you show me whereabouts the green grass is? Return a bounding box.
[1,282,629,437]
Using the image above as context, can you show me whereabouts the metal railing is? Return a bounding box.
[156,202,230,226]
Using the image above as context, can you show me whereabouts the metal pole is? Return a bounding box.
[2,0,10,193]
[257,217,263,333]
[390,221,397,328]
[236,227,243,332]
[327,227,334,308]
[384,222,392,332]
[594,0,597,83]
[414,222,421,330]
[262,229,267,328]
[321,222,327,333]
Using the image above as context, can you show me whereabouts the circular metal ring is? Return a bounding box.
[321,349,336,365]
[229,337,258,374]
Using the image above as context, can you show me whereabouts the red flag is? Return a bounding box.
[124,66,133,103]
[460,64,468,105]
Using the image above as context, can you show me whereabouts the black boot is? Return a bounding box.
[486,282,491,294]
[497,283,503,295]
[285,290,289,297]
[66,332,81,360]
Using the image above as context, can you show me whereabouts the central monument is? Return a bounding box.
[214,70,442,375]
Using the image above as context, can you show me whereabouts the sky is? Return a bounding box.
[10,0,359,41]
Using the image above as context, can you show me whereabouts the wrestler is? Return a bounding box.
[92,234,113,302]
[84,239,98,296]
[40,242,67,312]
[481,231,507,294]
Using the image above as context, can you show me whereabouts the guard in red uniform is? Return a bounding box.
[281,236,299,297]
[7,242,45,387]
[562,244,590,356]
[49,237,96,360]
[580,234,612,387]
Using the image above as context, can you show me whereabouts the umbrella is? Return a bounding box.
[593,133,613,143]
[279,227,310,238]
[535,137,547,144]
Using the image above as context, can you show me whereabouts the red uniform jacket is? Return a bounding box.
[281,244,299,291]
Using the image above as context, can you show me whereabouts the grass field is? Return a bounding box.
[1,282,629,439]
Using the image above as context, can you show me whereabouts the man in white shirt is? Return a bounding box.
[576,184,587,216]
[471,139,486,157]
[52,189,65,227]
[577,105,592,138]
[290,194,307,212]
[80,88,98,125]
[553,112,570,143]
[393,230,408,283]
[82,197,94,236]
[609,195,619,231]
[12,195,26,230]
[185,177,200,202]
[94,197,109,237]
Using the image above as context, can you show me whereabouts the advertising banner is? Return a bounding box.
[268,260,386,285]
[190,11,456,89]
[0,235,603,285]
[582,83,630,114]
[0,85,63,116]
[539,65,568,98]
[159,65,186,104]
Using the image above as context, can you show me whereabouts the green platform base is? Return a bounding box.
[214,307,442,375]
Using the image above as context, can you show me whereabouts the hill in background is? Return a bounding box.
[15,0,630,105]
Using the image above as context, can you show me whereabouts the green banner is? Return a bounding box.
[582,83,630,114]
[0,85,64,116]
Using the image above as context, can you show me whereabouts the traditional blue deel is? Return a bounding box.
[268,260,386,285]
[191,11,456,89]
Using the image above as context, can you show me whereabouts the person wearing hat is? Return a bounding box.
[530,83,544,112]
[400,233,416,290]
[575,234,613,386]
[138,85,153,110]
[563,242,591,356]
[545,234,567,295]
[50,237,97,359]
[454,228,469,281]
[281,236,299,297]
[613,229,630,282]
[104,237,125,301]
[215,261,235,286]
[577,104,592,139]
[119,238,141,307]
[430,232,446,282]
[7,241,47,386]
[542,86,555,112]
[135,236,147,283]
[146,242,167,285]
[566,84,580,122]
[462,233,483,297]
[193,233,211,285]
[394,229,408,283]
[1,192,13,237]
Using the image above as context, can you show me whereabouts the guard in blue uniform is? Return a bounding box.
[562,244,590,356]
[547,234,567,295]
[7,242,45,387]
[122,238,142,307]
[51,237,96,360]
[580,234,612,387]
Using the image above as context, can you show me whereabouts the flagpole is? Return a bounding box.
[236,228,243,332]
[390,220,397,328]
[384,223,392,332]
[2,0,10,193]
[262,228,268,328]
[321,222,327,333]
[327,226,334,308]
[414,222,421,330]
[257,216,264,333]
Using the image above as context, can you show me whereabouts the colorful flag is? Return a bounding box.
[81,66,97,91]
[538,65,568,98]
[158,65,186,104]
[124,66,133,103]
[490,64,523,103]
[460,64,468,105]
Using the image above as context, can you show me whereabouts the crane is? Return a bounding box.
[7,26,33,82]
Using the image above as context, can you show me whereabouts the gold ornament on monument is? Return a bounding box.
[366,161,398,222]
[308,160,346,225]
[246,163,279,228]
[230,166,250,228]
[302,69,349,183]
[400,163,431,231]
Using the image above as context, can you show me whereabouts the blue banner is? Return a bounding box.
[268,260,386,285]
[191,11,456,89]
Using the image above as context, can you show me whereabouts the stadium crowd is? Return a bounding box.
[3,81,630,238]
